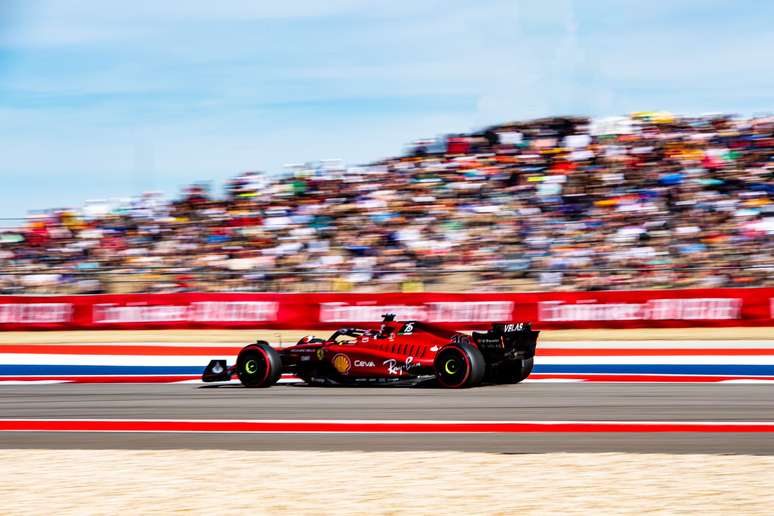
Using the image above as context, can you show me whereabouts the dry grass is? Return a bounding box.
[1,450,773,515]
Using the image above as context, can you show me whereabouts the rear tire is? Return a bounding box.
[236,342,282,387]
[496,357,534,384]
[434,342,486,388]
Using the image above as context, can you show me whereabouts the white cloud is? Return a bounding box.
[2,0,774,216]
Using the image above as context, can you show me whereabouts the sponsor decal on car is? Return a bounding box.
[316,348,325,360]
[383,356,420,376]
[451,334,471,345]
[332,353,351,375]
[354,360,375,367]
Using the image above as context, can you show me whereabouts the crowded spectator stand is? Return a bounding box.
[0,112,772,295]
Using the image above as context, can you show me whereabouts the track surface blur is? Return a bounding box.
[1,383,773,454]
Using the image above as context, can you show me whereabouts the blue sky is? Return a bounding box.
[1,0,773,217]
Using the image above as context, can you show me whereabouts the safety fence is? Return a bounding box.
[0,288,772,331]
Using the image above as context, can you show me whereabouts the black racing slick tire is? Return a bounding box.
[236,342,282,388]
[434,342,486,388]
[496,357,534,384]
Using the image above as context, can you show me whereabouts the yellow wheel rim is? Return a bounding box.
[245,359,257,374]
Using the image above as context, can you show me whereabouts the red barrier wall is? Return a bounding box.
[0,289,772,331]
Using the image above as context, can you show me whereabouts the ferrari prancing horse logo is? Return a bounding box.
[332,353,351,375]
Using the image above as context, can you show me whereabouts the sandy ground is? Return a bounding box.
[0,450,772,515]
[0,326,772,345]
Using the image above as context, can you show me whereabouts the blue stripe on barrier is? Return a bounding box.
[3,363,774,377]
[0,365,203,375]
[533,364,774,376]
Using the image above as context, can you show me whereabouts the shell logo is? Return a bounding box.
[332,353,351,375]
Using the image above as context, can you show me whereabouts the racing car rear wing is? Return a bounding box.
[472,323,539,361]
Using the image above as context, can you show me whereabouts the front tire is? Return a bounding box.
[434,342,486,388]
[236,342,282,387]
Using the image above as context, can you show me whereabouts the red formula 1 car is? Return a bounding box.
[203,314,539,388]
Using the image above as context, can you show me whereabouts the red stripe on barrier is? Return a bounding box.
[0,289,773,330]
[4,345,774,358]
[1,419,773,433]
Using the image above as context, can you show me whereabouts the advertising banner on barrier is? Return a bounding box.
[0,288,771,331]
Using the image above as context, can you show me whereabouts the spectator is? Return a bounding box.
[0,112,772,293]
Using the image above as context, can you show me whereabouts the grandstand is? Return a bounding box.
[0,112,772,294]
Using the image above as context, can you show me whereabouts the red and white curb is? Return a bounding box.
[3,340,774,384]
[2,419,774,433]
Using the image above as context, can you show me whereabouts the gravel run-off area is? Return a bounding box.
[2,450,774,515]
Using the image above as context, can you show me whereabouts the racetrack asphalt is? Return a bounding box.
[1,383,773,454]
